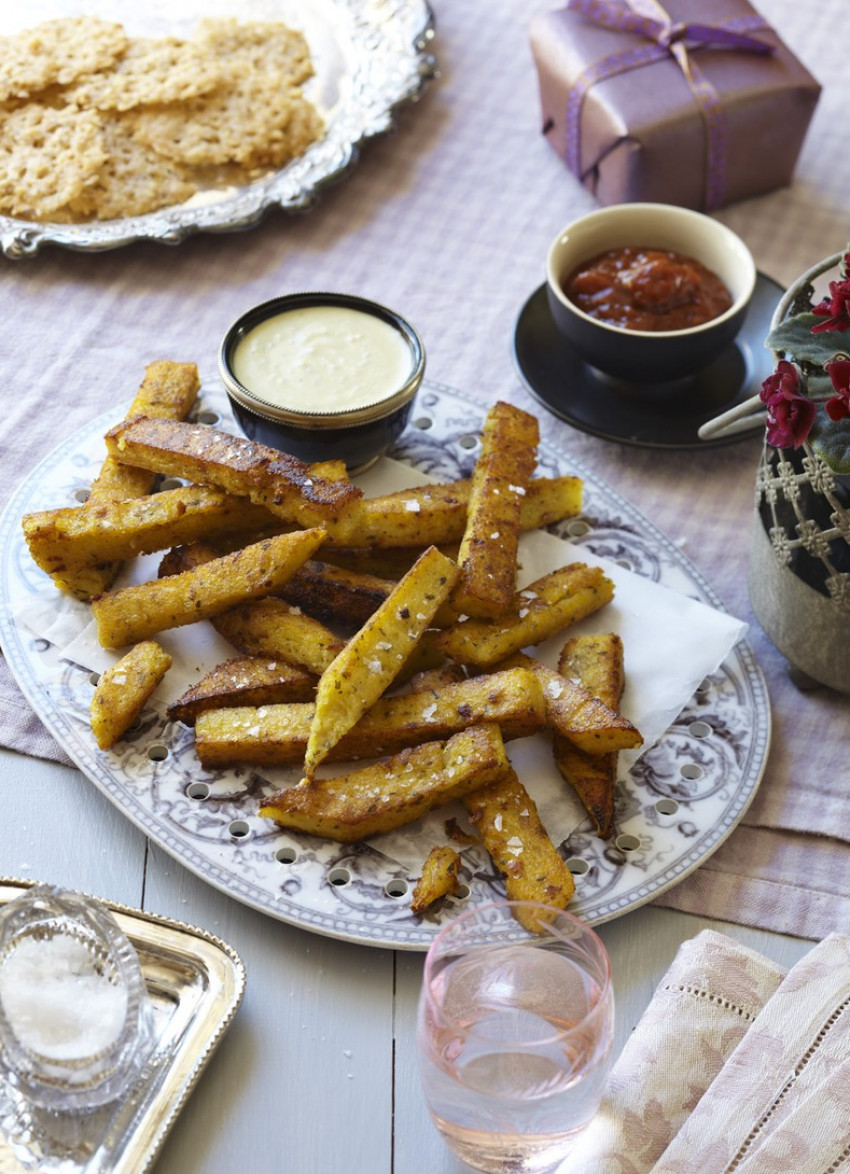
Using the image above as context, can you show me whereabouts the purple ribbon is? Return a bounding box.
[565,0,775,210]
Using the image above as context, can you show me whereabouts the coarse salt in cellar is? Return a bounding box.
[0,885,152,1112]
[0,933,128,1061]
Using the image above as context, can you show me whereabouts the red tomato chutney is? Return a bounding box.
[563,246,733,332]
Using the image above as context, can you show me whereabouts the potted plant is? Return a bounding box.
[749,248,850,691]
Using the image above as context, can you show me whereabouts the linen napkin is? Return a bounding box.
[567,930,787,1173]
[0,658,72,766]
[570,931,850,1174]
[648,933,850,1174]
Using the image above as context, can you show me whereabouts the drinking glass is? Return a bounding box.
[416,901,614,1174]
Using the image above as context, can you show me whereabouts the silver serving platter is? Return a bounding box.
[0,879,245,1174]
[0,380,770,950]
[0,0,436,258]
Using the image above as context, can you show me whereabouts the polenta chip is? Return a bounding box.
[104,415,360,530]
[51,360,200,601]
[168,656,317,726]
[259,724,511,842]
[463,768,576,924]
[498,651,641,754]
[90,640,171,750]
[92,528,326,649]
[195,666,548,768]
[212,599,345,676]
[453,401,539,619]
[304,546,460,778]
[158,543,346,675]
[410,846,463,913]
[437,563,615,669]
[22,485,272,578]
[554,634,626,839]
[329,474,582,550]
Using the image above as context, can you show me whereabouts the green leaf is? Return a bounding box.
[809,411,850,475]
[766,314,850,365]
[807,374,835,402]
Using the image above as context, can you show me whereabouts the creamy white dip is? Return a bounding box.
[232,305,413,412]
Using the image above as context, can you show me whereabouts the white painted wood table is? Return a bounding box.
[0,745,810,1174]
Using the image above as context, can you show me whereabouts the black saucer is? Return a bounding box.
[512,271,783,450]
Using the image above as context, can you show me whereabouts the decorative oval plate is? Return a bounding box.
[0,0,435,258]
[0,381,770,949]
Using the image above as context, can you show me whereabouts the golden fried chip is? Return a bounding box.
[104,415,359,530]
[211,598,345,676]
[437,563,615,669]
[92,528,326,649]
[464,768,576,923]
[259,724,511,842]
[21,485,271,578]
[453,401,539,619]
[168,656,316,726]
[498,651,641,754]
[195,666,548,768]
[158,543,346,675]
[51,361,200,601]
[304,546,459,778]
[554,634,626,839]
[410,846,462,914]
[90,640,171,750]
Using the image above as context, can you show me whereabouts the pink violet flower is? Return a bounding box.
[760,360,816,449]
[812,254,850,333]
[825,357,850,422]
[759,359,803,405]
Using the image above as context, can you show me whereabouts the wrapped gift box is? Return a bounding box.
[529,0,821,210]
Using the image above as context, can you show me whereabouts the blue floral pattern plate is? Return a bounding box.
[0,380,770,948]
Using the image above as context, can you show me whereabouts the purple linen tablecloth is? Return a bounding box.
[0,0,847,939]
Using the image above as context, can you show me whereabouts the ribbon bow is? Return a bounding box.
[564,0,775,209]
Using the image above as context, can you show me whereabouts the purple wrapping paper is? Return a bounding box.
[529,0,820,210]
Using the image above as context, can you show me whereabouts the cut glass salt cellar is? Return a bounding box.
[0,885,152,1115]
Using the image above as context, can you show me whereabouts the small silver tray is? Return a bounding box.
[0,879,245,1173]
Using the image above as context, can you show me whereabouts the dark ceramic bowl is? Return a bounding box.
[545,204,756,387]
[219,292,425,474]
